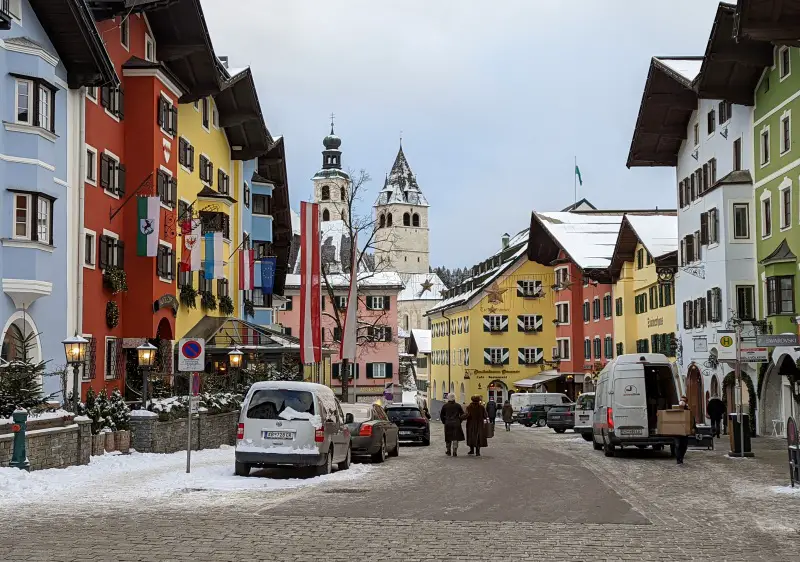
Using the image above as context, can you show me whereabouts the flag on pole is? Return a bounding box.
[300,202,321,364]
[261,256,277,294]
[181,220,201,272]
[203,231,224,279]
[575,165,583,186]
[239,248,254,290]
[136,196,161,257]
[340,232,358,362]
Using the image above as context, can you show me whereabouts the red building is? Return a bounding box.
[80,3,226,397]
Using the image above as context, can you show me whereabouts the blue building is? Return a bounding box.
[0,0,116,397]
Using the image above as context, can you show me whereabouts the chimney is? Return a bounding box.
[501,233,510,249]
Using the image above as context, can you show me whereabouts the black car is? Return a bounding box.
[385,403,430,445]
[514,405,551,427]
[341,403,399,463]
[546,404,575,433]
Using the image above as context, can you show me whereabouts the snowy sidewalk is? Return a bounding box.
[0,445,372,509]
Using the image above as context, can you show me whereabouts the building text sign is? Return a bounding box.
[756,334,799,347]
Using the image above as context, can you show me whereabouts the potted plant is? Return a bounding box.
[200,291,217,311]
[103,266,128,294]
[180,284,198,309]
[106,301,120,328]
[219,295,234,316]
[243,298,255,318]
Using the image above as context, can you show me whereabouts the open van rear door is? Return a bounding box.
[611,365,649,438]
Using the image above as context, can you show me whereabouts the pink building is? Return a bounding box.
[280,271,403,399]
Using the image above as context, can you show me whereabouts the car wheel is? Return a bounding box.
[234,461,250,477]
[582,433,593,442]
[337,446,351,471]
[317,448,334,475]
[592,437,603,451]
[603,441,615,457]
[653,444,664,451]
[536,418,547,427]
[554,428,566,434]
[422,435,431,446]
[388,438,400,457]
[372,438,387,463]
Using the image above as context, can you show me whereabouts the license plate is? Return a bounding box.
[400,430,413,436]
[263,431,294,440]
[619,428,643,436]
[579,415,589,421]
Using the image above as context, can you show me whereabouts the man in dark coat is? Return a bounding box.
[465,395,489,456]
[486,399,498,427]
[707,396,726,438]
[501,401,514,431]
[440,393,465,456]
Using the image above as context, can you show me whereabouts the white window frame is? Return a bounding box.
[372,363,388,379]
[368,295,386,310]
[104,336,119,380]
[488,347,503,364]
[556,337,570,361]
[145,34,156,62]
[708,208,719,246]
[84,228,97,269]
[779,46,791,81]
[86,86,98,104]
[519,279,541,296]
[103,150,122,200]
[780,178,792,230]
[12,193,31,240]
[731,201,751,241]
[488,315,503,331]
[36,196,50,244]
[212,102,219,129]
[522,314,539,331]
[522,347,541,365]
[761,190,773,239]
[761,125,771,167]
[37,84,51,132]
[554,266,569,288]
[8,0,22,20]
[85,144,98,185]
[735,284,756,321]
[120,15,130,50]
[15,78,33,125]
[157,240,173,284]
[102,229,121,269]
[780,110,792,155]
[555,301,570,325]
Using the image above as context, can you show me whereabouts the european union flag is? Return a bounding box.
[261,257,277,294]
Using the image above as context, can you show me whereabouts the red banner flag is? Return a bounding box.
[239,248,254,291]
[340,232,358,361]
[300,202,321,364]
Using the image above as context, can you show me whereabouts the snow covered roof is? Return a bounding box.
[624,215,678,258]
[284,271,404,290]
[533,212,624,269]
[410,329,431,354]
[398,273,446,301]
[290,209,300,235]
[374,146,429,207]
[654,57,703,85]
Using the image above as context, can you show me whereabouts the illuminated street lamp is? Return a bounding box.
[62,335,88,413]
[228,346,243,389]
[137,342,157,410]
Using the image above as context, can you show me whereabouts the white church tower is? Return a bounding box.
[373,144,430,274]
[313,119,350,223]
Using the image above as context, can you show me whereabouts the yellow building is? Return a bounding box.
[609,215,678,358]
[426,231,558,404]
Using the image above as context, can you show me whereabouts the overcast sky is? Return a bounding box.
[203,0,722,269]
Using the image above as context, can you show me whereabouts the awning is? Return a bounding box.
[514,371,561,388]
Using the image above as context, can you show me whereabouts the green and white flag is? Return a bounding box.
[137,196,160,257]
[575,165,583,186]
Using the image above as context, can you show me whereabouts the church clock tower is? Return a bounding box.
[313,117,350,223]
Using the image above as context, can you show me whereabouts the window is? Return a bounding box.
[685,234,695,263]
[584,338,591,360]
[156,244,174,281]
[157,169,177,208]
[518,280,542,297]
[251,194,271,216]
[615,297,623,317]
[145,34,155,62]
[766,276,795,315]
[101,86,124,119]
[100,153,125,196]
[634,293,648,315]
[554,267,569,287]
[178,138,195,171]
[178,267,193,289]
[708,287,722,323]
[761,127,770,165]
[244,183,250,208]
[322,209,330,222]
[212,105,219,128]
[86,87,97,103]
[603,294,612,318]
[198,270,211,293]
[157,96,177,136]
[683,301,694,330]
[36,197,50,243]
[105,338,121,381]
[217,169,230,195]
[616,342,623,356]
[593,337,601,359]
[85,146,97,184]
[520,348,543,365]
[367,296,388,310]
[718,100,732,124]
[782,113,791,154]
[199,155,213,185]
[707,109,716,135]
[201,98,210,129]
[84,230,96,267]
[403,212,410,226]
[604,336,613,358]
[763,196,772,237]
[217,279,229,298]
[582,301,590,322]
[251,288,271,308]
[13,193,30,239]
[636,248,644,269]
[253,241,271,259]
[412,213,420,227]
[636,339,649,353]
[370,363,389,379]
[733,203,750,239]
[367,326,392,342]
[736,285,755,321]
[556,338,570,360]
[15,78,56,132]
[120,15,129,49]
[487,348,504,365]
[199,211,230,240]
[592,297,600,320]
[487,315,504,331]
[733,138,742,171]
[11,192,53,245]
[99,234,124,270]
[321,185,330,200]
[782,186,792,229]
[708,208,719,244]
[335,296,348,310]
[520,315,541,332]
[555,302,569,324]
[693,123,699,146]
[780,47,791,79]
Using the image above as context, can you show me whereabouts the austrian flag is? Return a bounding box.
[239,248,254,290]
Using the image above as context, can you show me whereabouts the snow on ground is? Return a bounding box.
[771,485,800,496]
[0,445,371,509]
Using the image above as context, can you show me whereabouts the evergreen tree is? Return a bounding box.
[108,389,131,431]
[0,331,48,417]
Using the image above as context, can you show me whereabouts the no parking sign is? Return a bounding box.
[178,338,205,372]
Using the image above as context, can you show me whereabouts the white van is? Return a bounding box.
[573,392,595,440]
[235,381,351,476]
[592,354,682,456]
[510,392,572,412]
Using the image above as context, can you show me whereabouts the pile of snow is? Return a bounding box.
[0,408,73,427]
[0,445,371,509]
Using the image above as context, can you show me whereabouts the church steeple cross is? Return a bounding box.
[330,112,335,134]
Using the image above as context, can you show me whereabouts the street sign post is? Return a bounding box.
[715,330,737,361]
[178,338,205,372]
[187,395,200,473]
[191,372,200,396]
[756,334,799,347]
[739,347,769,363]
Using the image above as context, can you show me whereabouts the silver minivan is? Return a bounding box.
[235,381,351,476]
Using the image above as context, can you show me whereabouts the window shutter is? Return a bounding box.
[171,105,178,134]
[517,281,524,297]
[700,212,708,244]
[117,88,124,119]
[678,181,684,207]
[501,316,509,332]
[99,236,109,269]
[483,316,490,332]
[332,363,340,379]
[384,296,390,310]
[706,290,713,322]
[366,363,373,379]
[117,239,125,269]
[188,145,195,171]
[157,97,164,127]
[384,327,392,341]
[117,164,126,196]
[385,362,393,379]
[217,169,223,190]
[100,154,110,189]
[715,288,722,322]
[483,349,491,365]
[502,348,510,365]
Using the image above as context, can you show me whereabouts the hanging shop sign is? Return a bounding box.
[153,294,179,315]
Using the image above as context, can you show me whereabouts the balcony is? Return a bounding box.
[0,0,13,30]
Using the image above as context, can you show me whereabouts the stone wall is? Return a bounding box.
[0,418,91,471]
[129,410,238,454]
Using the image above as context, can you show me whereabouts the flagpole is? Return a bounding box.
[574,155,577,205]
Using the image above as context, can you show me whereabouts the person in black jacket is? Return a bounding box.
[440,393,466,456]
[707,396,726,438]
[676,396,691,465]
[486,399,498,427]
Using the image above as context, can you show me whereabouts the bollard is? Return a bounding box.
[10,408,30,471]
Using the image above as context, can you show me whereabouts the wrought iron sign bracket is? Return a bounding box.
[109,172,154,221]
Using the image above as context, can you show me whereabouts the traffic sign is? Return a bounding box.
[740,347,768,363]
[756,334,799,347]
[189,396,200,414]
[715,330,737,361]
[178,338,205,372]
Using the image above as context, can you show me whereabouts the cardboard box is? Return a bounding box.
[657,409,692,436]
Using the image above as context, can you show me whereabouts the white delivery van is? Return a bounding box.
[573,392,595,440]
[592,353,682,457]
[510,392,572,412]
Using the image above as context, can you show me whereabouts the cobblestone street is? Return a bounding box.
[2,426,798,561]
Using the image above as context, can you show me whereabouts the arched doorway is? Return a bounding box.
[762,354,799,437]
[686,364,705,424]
[441,381,446,400]
[723,371,758,436]
[0,324,24,363]
[710,375,720,398]
[487,380,508,404]
[156,317,173,341]
[1,313,41,365]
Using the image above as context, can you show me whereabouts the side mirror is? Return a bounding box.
[345,413,354,424]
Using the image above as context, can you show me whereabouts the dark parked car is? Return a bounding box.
[385,403,430,445]
[341,403,399,463]
[514,405,551,427]
[546,404,575,433]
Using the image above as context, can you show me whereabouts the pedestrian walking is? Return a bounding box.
[502,400,513,431]
[440,393,465,457]
[465,395,489,456]
[486,398,498,427]
[707,395,726,438]
[675,395,691,465]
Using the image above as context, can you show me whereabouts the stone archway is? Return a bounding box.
[487,380,508,405]
[761,354,800,437]
[1,312,42,365]
[686,364,705,424]
[723,371,758,436]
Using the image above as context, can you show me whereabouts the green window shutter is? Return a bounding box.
[386,362,393,379]
[332,363,340,379]
[366,363,373,378]
[384,296,390,310]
